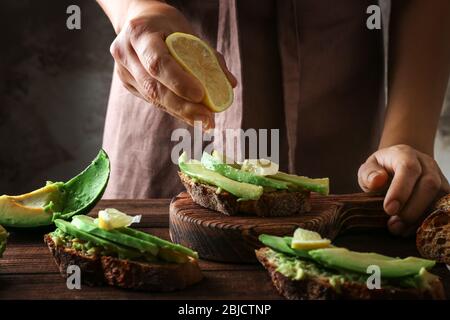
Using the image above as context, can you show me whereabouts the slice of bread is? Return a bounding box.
[44,234,203,292]
[416,194,450,265]
[256,247,445,300]
[179,172,311,216]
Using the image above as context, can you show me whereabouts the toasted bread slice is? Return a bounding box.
[256,247,445,300]
[179,172,311,216]
[416,194,450,265]
[44,234,203,292]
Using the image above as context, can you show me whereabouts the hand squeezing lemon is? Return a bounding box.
[166,32,234,112]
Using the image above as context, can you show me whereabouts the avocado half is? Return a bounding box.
[0,149,110,228]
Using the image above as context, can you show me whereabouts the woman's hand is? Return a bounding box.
[107,1,236,129]
[358,144,450,236]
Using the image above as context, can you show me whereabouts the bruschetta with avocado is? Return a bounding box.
[178,151,329,217]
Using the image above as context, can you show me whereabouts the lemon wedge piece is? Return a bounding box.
[97,208,141,230]
[291,227,331,250]
[241,159,279,176]
[166,32,234,112]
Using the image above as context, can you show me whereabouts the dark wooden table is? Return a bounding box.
[1,199,448,300]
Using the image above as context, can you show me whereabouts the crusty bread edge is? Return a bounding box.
[178,171,311,216]
[256,247,445,300]
[44,234,203,292]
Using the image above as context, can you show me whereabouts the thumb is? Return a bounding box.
[358,155,390,192]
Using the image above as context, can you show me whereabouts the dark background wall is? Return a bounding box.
[0,1,449,196]
[0,0,115,194]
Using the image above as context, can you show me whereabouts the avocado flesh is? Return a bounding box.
[0,182,64,227]
[270,172,329,195]
[54,219,142,260]
[120,227,198,259]
[309,247,436,278]
[265,248,434,290]
[259,234,310,259]
[201,152,290,190]
[179,157,263,201]
[0,225,7,257]
[71,216,158,256]
[0,149,110,228]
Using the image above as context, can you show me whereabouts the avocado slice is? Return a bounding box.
[270,172,329,195]
[54,219,141,259]
[0,182,65,227]
[258,234,311,259]
[0,149,110,228]
[201,152,290,190]
[71,216,158,256]
[120,227,198,259]
[179,153,263,201]
[309,247,436,278]
[0,225,8,257]
[264,248,438,290]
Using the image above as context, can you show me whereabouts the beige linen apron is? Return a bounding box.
[102,0,384,198]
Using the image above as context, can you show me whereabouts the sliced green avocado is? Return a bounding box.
[0,225,8,257]
[201,152,290,190]
[54,219,141,259]
[270,172,329,195]
[309,247,436,278]
[120,227,198,259]
[0,182,65,227]
[264,248,438,290]
[70,216,158,256]
[258,234,310,259]
[179,153,263,201]
[0,149,110,228]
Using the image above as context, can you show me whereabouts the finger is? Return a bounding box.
[387,215,416,237]
[124,47,214,129]
[379,150,422,216]
[393,155,442,228]
[215,52,238,88]
[358,155,390,192]
[130,31,205,102]
[115,63,144,99]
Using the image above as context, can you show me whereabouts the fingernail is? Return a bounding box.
[368,171,379,183]
[388,216,406,236]
[385,200,400,215]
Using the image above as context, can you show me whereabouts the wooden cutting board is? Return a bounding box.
[169,192,388,263]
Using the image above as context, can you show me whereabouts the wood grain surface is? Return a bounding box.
[170,192,389,263]
[0,199,448,300]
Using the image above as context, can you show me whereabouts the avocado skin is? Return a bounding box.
[309,247,436,278]
[71,216,158,256]
[0,149,110,228]
[55,149,110,220]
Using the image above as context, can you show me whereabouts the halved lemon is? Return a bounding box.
[166,32,234,112]
[291,227,331,250]
[97,208,141,230]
